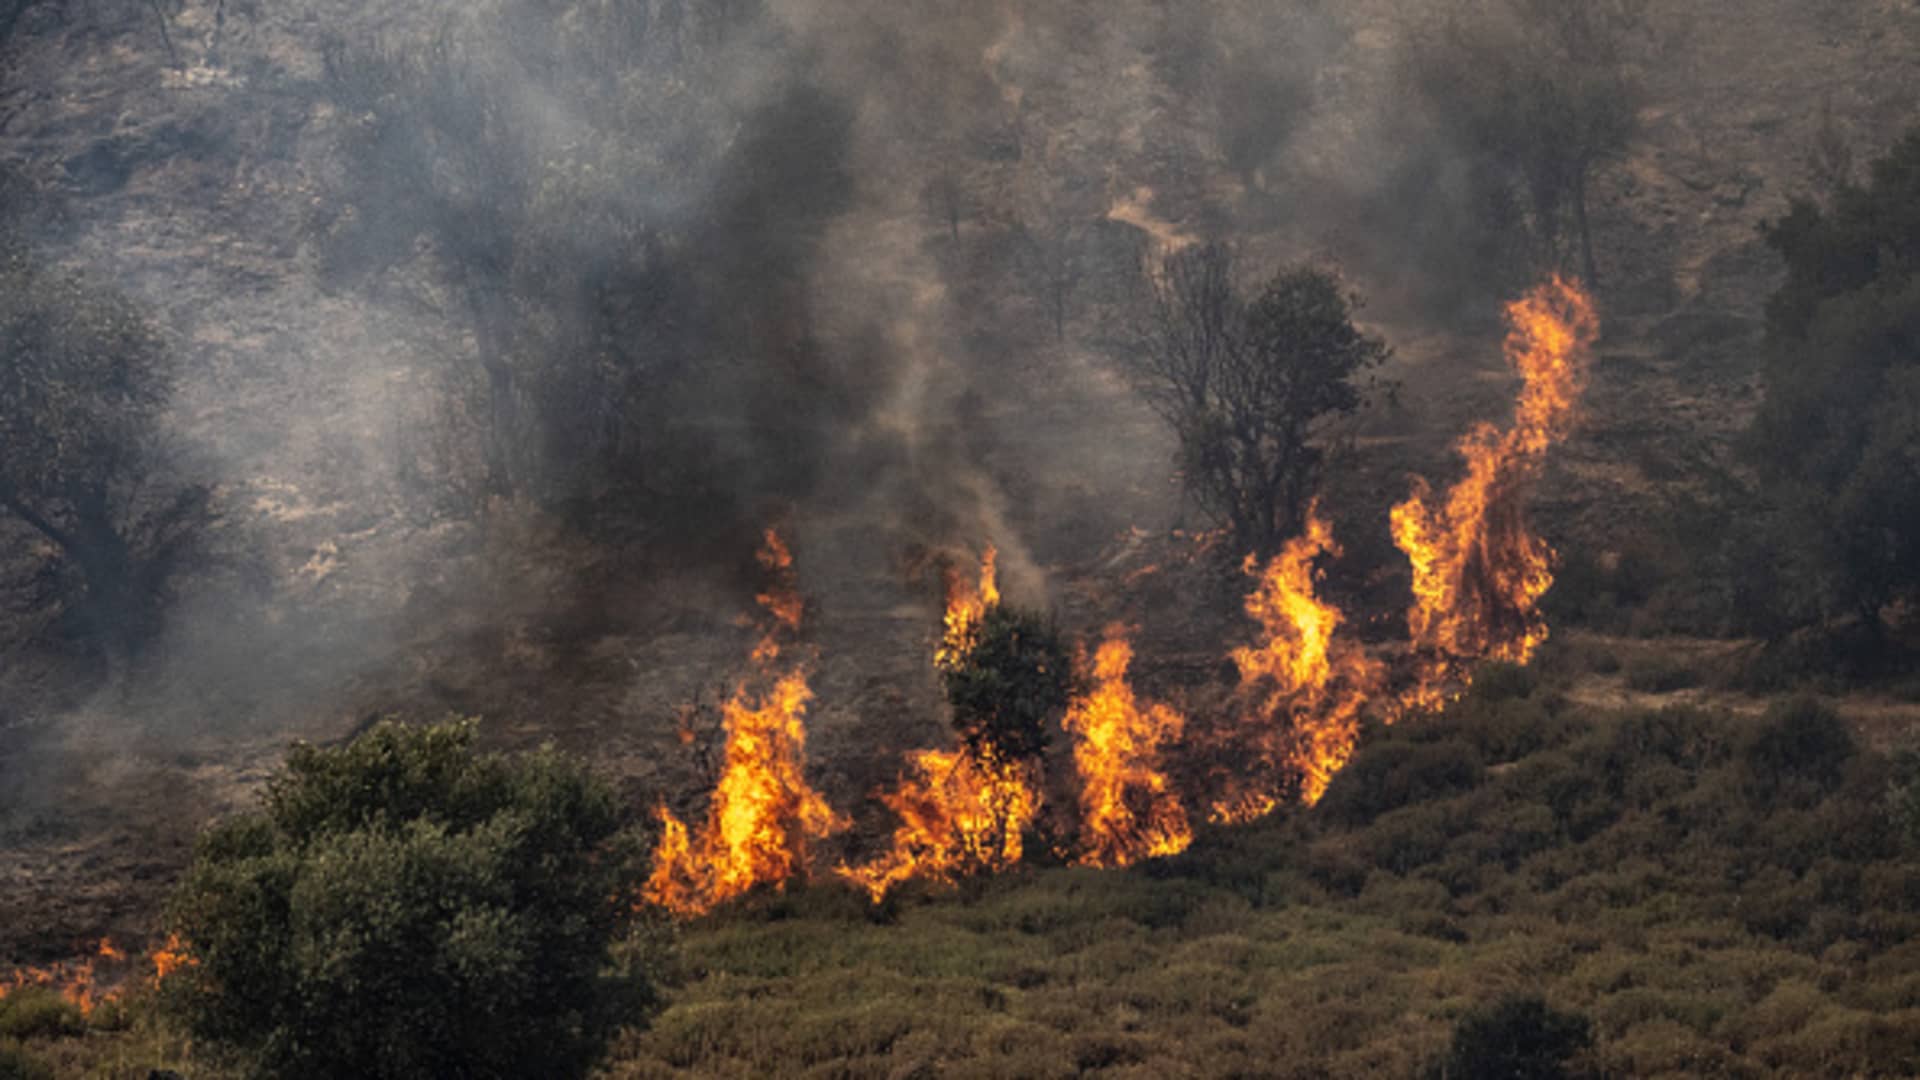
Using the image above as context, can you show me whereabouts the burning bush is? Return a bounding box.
[163,719,656,1079]
[943,604,1075,765]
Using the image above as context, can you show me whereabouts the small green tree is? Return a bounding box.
[164,719,655,1080]
[1739,127,1920,647]
[1427,995,1593,1080]
[1404,0,1646,287]
[1125,245,1389,555]
[0,239,211,657]
[944,605,1074,765]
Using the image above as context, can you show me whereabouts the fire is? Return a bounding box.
[1392,275,1599,713]
[151,933,197,982]
[643,530,846,917]
[936,546,998,670]
[837,746,1040,903]
[1,936,191,1016]
[1215,504,1384,815]
[1063,631,1191,867]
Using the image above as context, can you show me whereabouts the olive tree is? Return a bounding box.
[165,719,657,1079]
[1123,244,1389,555]
[1404,0,1647,288]
[0,241,210,657]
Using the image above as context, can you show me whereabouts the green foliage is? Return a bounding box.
[0,242,210,653]
[1744,126,1920,644]
[1125,245,1390,554]
[1428,995,1593,1079]
[1622,655,1699,693]
[1402,0,1645,287]
[1891,739,1920,847]
[0,1044,52,1080]
[943,606,1074,763]
[0,990,83,1040]
[1738,698,1856,802]
[165,719,653,1080]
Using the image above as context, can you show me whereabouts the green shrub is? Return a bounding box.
[0,989,83,1040]
[1319,739,1483,825]
[0,1044,53,1080]
[1426,995,1593,1079]
[1468,661,1537,703]
[1890,739,1920,847]
[1739,698,1855,801]
[164,718,655,1079]
[944,605,1075,763]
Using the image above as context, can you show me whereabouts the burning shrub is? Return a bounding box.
[943,605,1075,765]
[163,719,655,1079]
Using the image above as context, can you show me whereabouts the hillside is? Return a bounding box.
[3,0,1920,1075]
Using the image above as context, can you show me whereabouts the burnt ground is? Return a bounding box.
[3,0,1920,972]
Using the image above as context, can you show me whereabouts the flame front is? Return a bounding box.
[1215,504,1385,816]
[1,936,192,1016]
[643,530,846,917]
[1063,631,1191,867]
[836,746,1040,903]
[1392,275,1599,713]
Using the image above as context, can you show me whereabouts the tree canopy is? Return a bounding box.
[1744,127,1920,644]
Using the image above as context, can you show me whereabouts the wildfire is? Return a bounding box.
[936,546,999,670]
[1214,504,1384,815]
[1063,631,1191,867]
[1,936,194,1017]
[643,530,846,917]
[836,746,1040,903]
[1392,275,1599,713]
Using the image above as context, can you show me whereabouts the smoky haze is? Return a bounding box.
[0,0,1693,801]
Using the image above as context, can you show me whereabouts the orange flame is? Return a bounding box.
[1,936,190,1016]
[1063,631,1191,867]
[151,934,197,982]
[644,530,846,917]
[837,746,1040,903]
[1392,275,1599,713]
[645,672,846,916]
[936,547,999,670]
[1217,503,1384,816]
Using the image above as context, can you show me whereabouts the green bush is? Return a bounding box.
[165,719,655,1079]
[0,1044,53,1080]
[1740,698,1856,801]
[1319,738,1483,825]
[0,989,84,1040]
[1426,995,1593,1080]
[944,605,1075,763]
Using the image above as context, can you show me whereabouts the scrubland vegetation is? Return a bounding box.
[3,0,1920,1076]
[6,659,1918,1077]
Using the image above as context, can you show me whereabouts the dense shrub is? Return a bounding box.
[0,990,82,1040]
[1427,995,1594,1080]
[0,1045,52,1080]
[944,605,1075,763]
[1739,698,1856,802]
[164,719,655,1080]
[1318,738,1483,825]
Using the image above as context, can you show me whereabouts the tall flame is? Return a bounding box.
[1392,275,1599,713]
[1218,503,1384,816]
[936,547,998,670]
[836,747,1040,903]
[1063,631,1191,867]
[643,530,846,917]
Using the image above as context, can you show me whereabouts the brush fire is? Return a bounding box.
[630,276,1598,912]
[4,279,1595,985]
